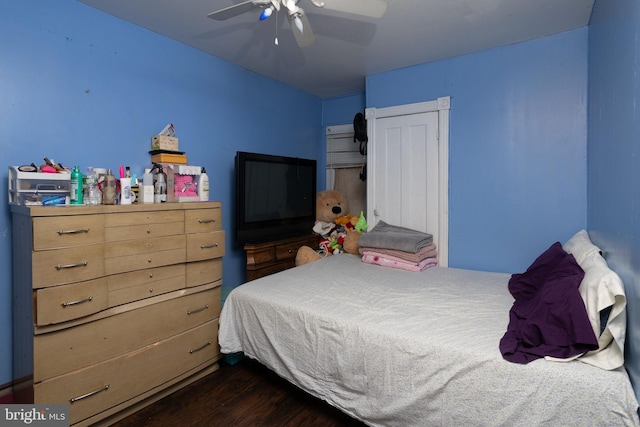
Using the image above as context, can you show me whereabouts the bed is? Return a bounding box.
[219,231,640,426]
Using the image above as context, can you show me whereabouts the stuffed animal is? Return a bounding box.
[295,190,366,266]
[342,212,368,254]
[316,189,349,223]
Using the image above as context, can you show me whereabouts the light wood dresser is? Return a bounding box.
[11,202,225,426]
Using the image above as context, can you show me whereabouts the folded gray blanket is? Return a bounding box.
[357,220,433,253]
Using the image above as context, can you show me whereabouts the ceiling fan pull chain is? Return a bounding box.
[274,8,279,45]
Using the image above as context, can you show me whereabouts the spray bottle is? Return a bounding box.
[152,163,167,203]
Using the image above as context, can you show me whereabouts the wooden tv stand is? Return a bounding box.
[244,234,320,281]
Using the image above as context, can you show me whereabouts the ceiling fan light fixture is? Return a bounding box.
[294,15,304,33]
[259,6,273,20]
[285,0,297,12]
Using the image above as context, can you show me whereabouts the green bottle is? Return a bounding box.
[70,165,83,205]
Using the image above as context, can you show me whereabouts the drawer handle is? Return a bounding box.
[198,218,216,223]
[189,341,211,354]
[70,384,109,403]
[61,296,93,307]
[57,228,89,235]
[187,304,209,315]
[200,243,219,249]
[55,261,88,270]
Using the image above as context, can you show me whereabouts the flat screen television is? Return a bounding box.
[235,151,317,244]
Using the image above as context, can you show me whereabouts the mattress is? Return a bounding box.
[219,254,640,427]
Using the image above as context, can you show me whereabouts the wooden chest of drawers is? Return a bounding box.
[244,234,319,281]
[11,202,224,426]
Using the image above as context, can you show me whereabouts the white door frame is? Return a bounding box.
[365,97,450,267]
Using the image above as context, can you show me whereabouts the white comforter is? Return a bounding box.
[219,254,639,427]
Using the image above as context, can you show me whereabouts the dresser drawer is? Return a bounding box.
[35,278,108,326]
[108,264,186,306]
[246,246,276,267]
[104,210,184,227]
[34,319,219,425]
[185,208,222,233]
[34,286,221,382]
[104,235,186,275]
[33,215,104,250]
[104,221,185,242]
[104,235,186,258]
[186,258,222,287]
[32,245,105,288]
[186,231,225,262]
[275,240,307,261]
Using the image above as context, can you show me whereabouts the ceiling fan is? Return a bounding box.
[207,0,388,47]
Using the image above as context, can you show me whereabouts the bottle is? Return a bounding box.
[140,169,154,204]
[102,169,117,205]
[198,167,209,201]
[154,171,167,203]
[84,167,100,205]
[120,177,132,205]
[70,165,83,205]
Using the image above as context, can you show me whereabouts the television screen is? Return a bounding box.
[235,152,316,243]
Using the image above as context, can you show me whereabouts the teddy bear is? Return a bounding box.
[295,190,366,266]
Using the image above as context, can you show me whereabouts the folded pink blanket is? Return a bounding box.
[362,253,438,272]
[361,249,437,266]
[360,244,437,263]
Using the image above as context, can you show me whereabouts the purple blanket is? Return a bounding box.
[499,242,598,364]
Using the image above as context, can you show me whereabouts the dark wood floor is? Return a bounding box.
[113,357,367,427]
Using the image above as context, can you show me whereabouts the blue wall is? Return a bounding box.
[322,93,366,127]
[366,29,589,273]
[588,0,640,399]
[3,0,637,404]
[0,0,322,386]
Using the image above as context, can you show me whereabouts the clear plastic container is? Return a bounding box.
[84,167,101,205]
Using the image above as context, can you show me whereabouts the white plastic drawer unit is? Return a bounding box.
[8,166,70,205]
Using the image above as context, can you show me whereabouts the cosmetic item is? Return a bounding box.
[102,169,117,205]
[120,177,132,205]
[130,173,138,203]
[140,185,154,204]
[70,165,83,205]
[198,167,209,201]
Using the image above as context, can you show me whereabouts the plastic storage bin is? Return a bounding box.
[8,166,70,205]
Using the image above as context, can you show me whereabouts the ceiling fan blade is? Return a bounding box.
[207,1,264,21]
[317,0,387,18]
[288,10,316,47]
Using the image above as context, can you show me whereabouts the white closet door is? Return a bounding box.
[366,97,449,266]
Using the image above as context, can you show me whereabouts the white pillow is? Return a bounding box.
[561,230,627,370]
[563,229,601,264]
[575,251,626,370]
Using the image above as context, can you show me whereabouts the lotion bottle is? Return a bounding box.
[198,167,209,201]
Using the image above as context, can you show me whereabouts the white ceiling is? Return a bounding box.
[77,0,595,99]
